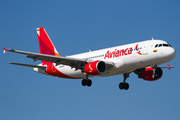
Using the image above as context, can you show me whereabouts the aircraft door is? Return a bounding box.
[143,42,150,55]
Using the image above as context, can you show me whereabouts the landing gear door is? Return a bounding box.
[143,42,150,55]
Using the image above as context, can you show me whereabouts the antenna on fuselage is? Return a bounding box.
[152,37,154,40]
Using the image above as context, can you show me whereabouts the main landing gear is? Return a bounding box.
[81,73,130,90]
[81,74,92,87]
[119,73,130,90]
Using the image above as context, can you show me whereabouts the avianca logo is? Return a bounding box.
[135,44,142,55]
[104,44,142,59]
[89,64,93,71]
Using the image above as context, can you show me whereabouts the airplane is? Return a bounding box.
[3,27,177,90]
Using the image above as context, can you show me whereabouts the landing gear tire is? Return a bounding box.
[119,83,124,90]
[124,83,129,90]
[119,82,129,90]
[82,79,87,86]
[87,79,92,87]
[81,79,92,87]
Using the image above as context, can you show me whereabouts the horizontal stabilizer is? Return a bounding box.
[9,62,46,68]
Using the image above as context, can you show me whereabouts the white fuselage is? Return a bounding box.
[35,40,176,79]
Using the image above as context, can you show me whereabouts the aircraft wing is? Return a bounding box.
[3,48,113,70]
[9,62,47,68]
[159,64,174,70]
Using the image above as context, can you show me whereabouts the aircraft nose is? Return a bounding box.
[172,48,176,58]
[168,47,177,59]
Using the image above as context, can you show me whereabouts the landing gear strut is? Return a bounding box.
[119,73,130,90]
[81,74,92,87]
[151,64,157,78]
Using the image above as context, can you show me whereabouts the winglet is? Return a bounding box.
[3,47,7,53]
[167,64,171,70]
[159,64,174,70]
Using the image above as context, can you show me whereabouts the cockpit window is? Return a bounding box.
[168,43,172,47]
[155,43,171,48]
[158,44,162,47]
[163,44,169,47]
[155,43,172,48]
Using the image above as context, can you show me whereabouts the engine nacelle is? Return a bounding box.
[84,61,106,75]
[141,67,163,81]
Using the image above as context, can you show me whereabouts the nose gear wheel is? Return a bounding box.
[119,82,129,90]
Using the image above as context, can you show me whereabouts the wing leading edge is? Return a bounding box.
[3,48,113,70]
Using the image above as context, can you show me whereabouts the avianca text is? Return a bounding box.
[104,47,133,59]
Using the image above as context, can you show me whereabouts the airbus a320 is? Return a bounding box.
[3,27,177,90]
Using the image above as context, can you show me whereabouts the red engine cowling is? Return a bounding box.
[84,61,106,75]
[141,67,163,81]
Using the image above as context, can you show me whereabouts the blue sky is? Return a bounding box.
[1,0,180,120]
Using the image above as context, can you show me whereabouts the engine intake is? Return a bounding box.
[84,61,106,75]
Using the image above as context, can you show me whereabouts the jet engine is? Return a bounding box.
[84,61,106,75]
[141,67,163,81]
